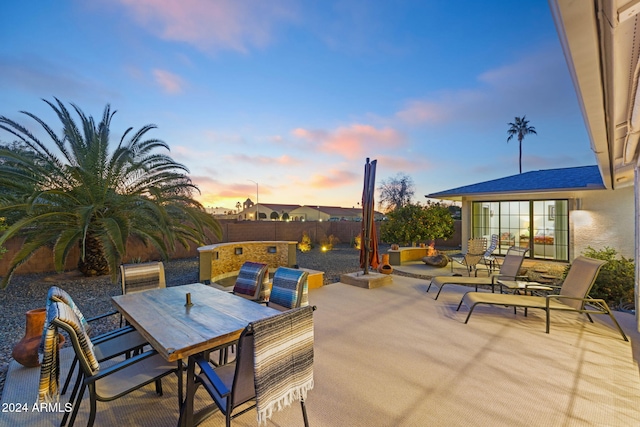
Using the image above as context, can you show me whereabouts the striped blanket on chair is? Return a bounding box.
[39,302,99,402]
[252,305,314,425]
[46,286,91,334]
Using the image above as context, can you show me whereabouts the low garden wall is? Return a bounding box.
[197,241,298,283]
[387,247,431,265]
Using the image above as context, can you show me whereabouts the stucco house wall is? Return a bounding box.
[456,187,633,261]
[289,206,330,221]
[571,187,634,259]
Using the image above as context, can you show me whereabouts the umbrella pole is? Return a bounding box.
[361,158,377,275]
[362,159,370,275]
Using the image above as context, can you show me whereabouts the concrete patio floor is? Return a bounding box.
[1,270,639,427]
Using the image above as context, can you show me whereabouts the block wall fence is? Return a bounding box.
[0,220,461,276]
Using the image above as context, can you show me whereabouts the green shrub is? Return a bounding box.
[320,234,339,251]
[353,235,361,250]
[380,202,454,246]
[578,246,634,307]
[298,232,313,252]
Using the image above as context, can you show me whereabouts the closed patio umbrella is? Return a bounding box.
[360,158,379,273]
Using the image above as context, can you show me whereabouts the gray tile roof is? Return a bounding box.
[427,165,605,198]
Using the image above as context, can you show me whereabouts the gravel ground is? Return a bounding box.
[0,243,390,399]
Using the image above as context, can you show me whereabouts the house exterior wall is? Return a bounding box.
[288,206,330,221]
[571,187,634,259]
[457,187,633,261]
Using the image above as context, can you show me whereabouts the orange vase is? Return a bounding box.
[12,308,63,368]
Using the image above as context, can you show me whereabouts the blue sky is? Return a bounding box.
[0,0,592,210]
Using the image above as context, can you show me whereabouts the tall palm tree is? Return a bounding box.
[507,116,537,174]
[0,98,221,288]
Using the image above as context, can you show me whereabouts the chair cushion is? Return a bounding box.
[233,262,268,298]
[270,268,308,309]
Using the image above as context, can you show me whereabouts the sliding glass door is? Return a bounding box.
[472,200,569,261]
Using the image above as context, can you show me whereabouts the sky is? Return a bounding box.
[0,0,593,211]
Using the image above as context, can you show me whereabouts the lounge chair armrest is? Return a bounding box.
[545,294,598,309]
[547,295,609,310]
[195,356,231,397]
[546,294,587,301]
[491,274,529,284]
[86,310,119,323]
[89,349,160,381]
[540,284,563,294]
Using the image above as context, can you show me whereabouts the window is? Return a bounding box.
[471,200,569,261]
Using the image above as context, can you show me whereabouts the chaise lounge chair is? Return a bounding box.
[477,234,499,274]
[427,246,529,300]
[456,256,628,341]
[448,237,487,276]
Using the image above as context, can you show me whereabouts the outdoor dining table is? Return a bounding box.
[111,282,280,427]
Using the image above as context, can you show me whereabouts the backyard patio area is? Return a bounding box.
[1,266,639,427]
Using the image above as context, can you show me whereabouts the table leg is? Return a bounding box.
[178,356,196,427]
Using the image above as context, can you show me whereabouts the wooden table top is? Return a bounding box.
[112,283,279,362]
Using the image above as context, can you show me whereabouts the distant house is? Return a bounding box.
[236,203,381,222]
[427,165,633,262]
[237,202,301,221]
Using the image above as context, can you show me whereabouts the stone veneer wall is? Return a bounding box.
[198,241,297,283]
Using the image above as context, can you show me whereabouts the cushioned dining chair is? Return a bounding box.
[194,306,315,427]
[267,267,309,311]
[232,261,269,303]
[213,261,270,366]
[41,302,180,427]
[457,256,628,341]
[120,261,166,294]
[119,261,166,327]
[46,286,148,397]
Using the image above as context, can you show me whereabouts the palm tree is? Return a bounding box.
[507,116,537,174]
[0,98,221,288]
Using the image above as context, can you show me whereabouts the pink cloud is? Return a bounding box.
[116,0,297,53]
[308,169,359,189]
[292,124,405,159]
[153,69,185,94]
[190,176,273,207]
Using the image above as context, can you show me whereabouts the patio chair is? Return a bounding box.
[120,261,166,294]
[232,261,270,303]
[41,302,180,427]
[46,286,148,396]
[477,234,499,274]
[119,261,166,327]
[267,267,309,311]
[448,238,487,276]
[193,306,315,427]
[456,256,628,341]
[214,262,270,366]
[427,246,529,299]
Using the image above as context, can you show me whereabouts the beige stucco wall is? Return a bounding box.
[288,206,329,221]
[571,187,634,259]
